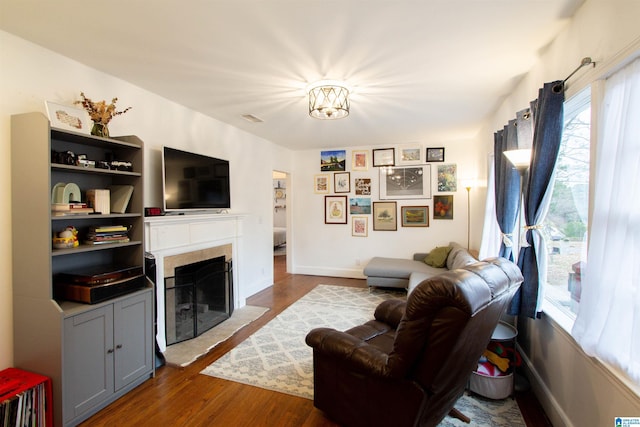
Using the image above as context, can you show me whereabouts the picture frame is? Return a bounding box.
[373,201,397,231]
[351,216,368,237]
[321,150,347,171]
[372,148,395,167]
[437,163,457,192]
[45,101,91,134]
[334,172,351,193]
[354,178,372,195]
[325,195,348,224]
[314,174,330,194]
[401,206,430,227]
[426,147,445,162]
[379,165,432,200]
[349,197,371,215]
[433,195,454,220]
[351,150,369,171]
[397,144,423,165]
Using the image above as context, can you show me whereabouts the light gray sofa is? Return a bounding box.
[363,242,478,292]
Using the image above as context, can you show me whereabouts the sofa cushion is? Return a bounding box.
[423,246,452,268]
[446,243,477,270]
[364,257,445,280]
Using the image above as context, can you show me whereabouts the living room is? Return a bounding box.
[1,0,639,426]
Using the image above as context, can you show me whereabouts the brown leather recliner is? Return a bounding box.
[305,257,523,427]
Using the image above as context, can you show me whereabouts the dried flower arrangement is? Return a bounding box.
[75,92,132,137]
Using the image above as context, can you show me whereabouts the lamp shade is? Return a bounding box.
[504,149,532,171]
[309,84,349,119]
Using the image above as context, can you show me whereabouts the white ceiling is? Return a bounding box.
[0,0,583,150]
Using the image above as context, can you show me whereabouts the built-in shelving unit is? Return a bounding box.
[11,112,153,427]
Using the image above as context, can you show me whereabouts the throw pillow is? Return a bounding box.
[424,246,452,268]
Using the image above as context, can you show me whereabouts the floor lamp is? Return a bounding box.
[463,179,477,252]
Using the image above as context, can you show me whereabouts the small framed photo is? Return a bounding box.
[372,148,395,167]
[334,172,351,193]
[351,150,369,171]
[45,101,91,134]
[314,174,330,194]
[352,216,368,237]
[354,178,372,196]
[426,147,445,162]
[321,150,346,171]
[373,201,397,231]
[437,164,457,192]
[349,197,371,214]
[401,206,430,227]
[325,195,348,224]
[433,195,454,220]
[397,144,423,165]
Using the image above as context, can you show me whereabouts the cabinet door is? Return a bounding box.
[63,305,114,422]
[113,290,153,390]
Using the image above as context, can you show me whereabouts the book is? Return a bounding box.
[51,202,89,211]
[108,185,134,214]
[86,189,111,215]
[91,225,129,233]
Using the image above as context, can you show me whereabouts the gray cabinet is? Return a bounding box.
[63,291,153,425]
[10,112,152,427]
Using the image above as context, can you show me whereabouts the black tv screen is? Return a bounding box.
[162,146,231,211]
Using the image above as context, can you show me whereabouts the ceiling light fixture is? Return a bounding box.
[308,82,350,120]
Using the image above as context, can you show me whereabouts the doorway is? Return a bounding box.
[272,171,288,263]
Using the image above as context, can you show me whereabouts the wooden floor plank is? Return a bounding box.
[79,255,550,427]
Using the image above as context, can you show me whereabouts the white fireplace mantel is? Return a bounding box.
[144,213,246,352]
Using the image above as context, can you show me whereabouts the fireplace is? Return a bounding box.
[164,256,233,345]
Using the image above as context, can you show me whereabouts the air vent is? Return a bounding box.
[241,114,264,123]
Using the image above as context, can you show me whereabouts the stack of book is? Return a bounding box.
[51,202,94,216]
[85,225,130,245]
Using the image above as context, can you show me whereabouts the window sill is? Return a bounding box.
[541,298,640,398]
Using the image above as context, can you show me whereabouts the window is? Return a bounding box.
[544,87,591,318]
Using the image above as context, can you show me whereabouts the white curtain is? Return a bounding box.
[479,153,501,259]
[572,58,640,383]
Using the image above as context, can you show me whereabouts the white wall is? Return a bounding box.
[0,30,289,369]
[480,1,640,425]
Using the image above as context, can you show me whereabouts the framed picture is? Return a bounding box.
[437,164,457,192]
[354,178,372,195]
[401,206,430,227]
[426,147,445,162]
[314,174,330,194]
[379,165,432,200]
[334,172,351,193]
[372,148,395,167]
[352,216,368,237]
[349,197,371,215]
[351,150,369,171]
[45,101,91,134]
[397,144,423,165]
[373,201,397,231]
[321,150,346,171]
[325,195,348,224]
[433,195,454,220]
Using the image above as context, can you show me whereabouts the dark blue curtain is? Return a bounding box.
[494,120,520,261]
[510,81,565,318]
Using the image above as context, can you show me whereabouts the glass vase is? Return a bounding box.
[91,122,109,138]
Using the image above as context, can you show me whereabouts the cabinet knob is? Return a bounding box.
[107,349,114,354]
[116,344,123,349]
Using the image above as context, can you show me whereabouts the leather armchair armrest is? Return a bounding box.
[374,299,406,328]
[306,328,393,378]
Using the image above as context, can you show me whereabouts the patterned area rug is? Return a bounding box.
[164,305,269,367]
[201,284,525,426]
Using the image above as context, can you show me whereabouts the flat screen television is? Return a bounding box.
[162,146,231,212]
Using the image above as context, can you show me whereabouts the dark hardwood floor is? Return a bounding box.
[80,255,552,427]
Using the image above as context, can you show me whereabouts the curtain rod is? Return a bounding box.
[560,57,595,88]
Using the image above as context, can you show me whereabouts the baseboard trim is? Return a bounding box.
[292,265,365,279]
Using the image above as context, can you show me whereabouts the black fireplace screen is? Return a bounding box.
[164,256,233,345]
